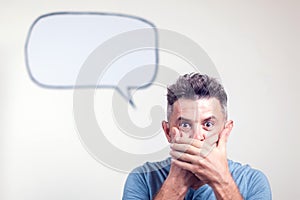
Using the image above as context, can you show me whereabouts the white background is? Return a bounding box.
[1,0,300,199]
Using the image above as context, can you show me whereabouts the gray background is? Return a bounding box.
[1,0,299,199]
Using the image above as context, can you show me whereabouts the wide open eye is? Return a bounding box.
[179,121,192,132]
[203,121,214,130]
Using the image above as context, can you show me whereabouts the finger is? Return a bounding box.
[175,137,203,148]
[217,128,229,151]
[200,142,216,158]
[170,150,199,164]
[198,132,218,157]
[171,158,196,173]
[172,159,210,183]
[205,131,219,145]
[171,143,200,155]
[170,127,180,142]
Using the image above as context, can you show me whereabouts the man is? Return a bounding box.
[122,73,271,199]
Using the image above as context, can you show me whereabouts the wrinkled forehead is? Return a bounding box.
[171,98,224,121]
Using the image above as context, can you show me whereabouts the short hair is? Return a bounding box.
[167,73,228,119]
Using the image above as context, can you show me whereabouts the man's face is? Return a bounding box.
[163,98,228,146]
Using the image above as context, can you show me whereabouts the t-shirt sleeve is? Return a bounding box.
[122,171,150,200]
[246,169,272,200]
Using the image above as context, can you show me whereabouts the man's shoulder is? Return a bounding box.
[131,157,171,175]
[228,159,268,179]
[228,159,272,198]
[123,158,172,200]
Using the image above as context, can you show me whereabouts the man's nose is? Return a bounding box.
[192,125,206,140]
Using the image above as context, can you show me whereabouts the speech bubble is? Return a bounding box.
[25,12,158,105]
[25,12,222,173]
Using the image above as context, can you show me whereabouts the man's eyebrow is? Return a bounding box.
[176,116,217,123]
[202,116,217,122]
[176,116,193,122]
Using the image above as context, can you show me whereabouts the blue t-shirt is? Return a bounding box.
[122,158,271,200]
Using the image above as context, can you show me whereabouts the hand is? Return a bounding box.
[154,161,204,200]
[170,126,231,187]
[168,127,206,190]
[170,125,243,199]
[167,161,197,189]
[154,127,205,200]
[166,127,203,190]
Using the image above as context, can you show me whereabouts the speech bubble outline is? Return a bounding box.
[24,12,159,106]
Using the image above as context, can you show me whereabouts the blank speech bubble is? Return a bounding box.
[25,12,158,104]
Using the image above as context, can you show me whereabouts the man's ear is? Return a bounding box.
[217,120,234,148]
[162,120,171,143]
[224,120,234,137]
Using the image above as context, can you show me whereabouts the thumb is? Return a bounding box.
[171,127,181,142]
[217,128,229,151]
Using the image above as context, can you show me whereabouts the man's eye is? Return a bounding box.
[204,121,214,128]
[179,122,192,130]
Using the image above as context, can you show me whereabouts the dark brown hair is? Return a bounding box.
[167,73,227,119]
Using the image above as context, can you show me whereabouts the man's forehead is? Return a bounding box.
[171,98,223,118]
[173,98,221,110]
